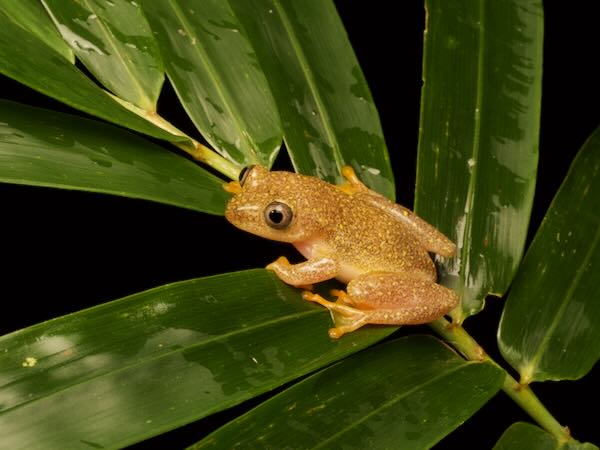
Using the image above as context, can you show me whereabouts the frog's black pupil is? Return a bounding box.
[269,209,284,224]
[264,201,292,229]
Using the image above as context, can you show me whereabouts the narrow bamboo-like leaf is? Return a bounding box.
[0,99,227,215]
[229,0,395,199]
[0,0,74,63]
[42,0,164,111]
[498,126,600,383]
[0,11,186,144]
[415,0,543,321]
[140,0,282,168]
[0,270,390,450]
[193,336,503,450]
[494,422,598,450]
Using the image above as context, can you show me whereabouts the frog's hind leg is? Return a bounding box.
[346,272,458,324]
[303,272,458,339]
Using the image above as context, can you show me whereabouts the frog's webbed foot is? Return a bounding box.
[302,291,369,339]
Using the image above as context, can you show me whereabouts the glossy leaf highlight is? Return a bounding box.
[0,10,185,144]
[0,270,391,450]
[141,0,282,168]
[0,0,74,62]
[193,336,503,450]
[230,0,395,199]
[0,100,228,215]
[498,126,600,383]
[416,0,543,321]
[494,422,598,450]
[42,0,164,111]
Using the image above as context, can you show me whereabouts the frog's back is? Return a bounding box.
[331,196,437,281]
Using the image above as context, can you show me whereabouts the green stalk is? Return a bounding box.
[107,92,240,180]
[174,140,239,181]
[429,317,571,443]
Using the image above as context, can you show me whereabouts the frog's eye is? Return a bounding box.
[264,201,293,229]
[239,165,255,186]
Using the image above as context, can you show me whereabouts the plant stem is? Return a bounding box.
[107,92,240,180]
[429,317,571,443]
[144,114,240,181]
[175,140,240,181]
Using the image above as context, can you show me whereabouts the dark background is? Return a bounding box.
[2,2,599,448]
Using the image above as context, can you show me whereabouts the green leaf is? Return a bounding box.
[42,0,164,111]
[230,0,395,199]
[0,0,74,63]
[493,422,599,450]
[498,126,600,383]
[0,10,186,144]
[0,99,227,215]
[415,0,543,321]
[0,270,390,450]
[140,0,282,168]
[192,335,503,450]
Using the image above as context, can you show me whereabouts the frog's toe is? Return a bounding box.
[328,327,344,339]
[329,289,345,298]
[302,291,332,307]
[266,256,290,271]
[327,313,369,339]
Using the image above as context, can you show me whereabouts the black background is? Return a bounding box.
[1,2,599,448]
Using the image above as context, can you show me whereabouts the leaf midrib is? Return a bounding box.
[79,0,154,110]
[456,0,485,319]
[525,224,600,379]
[273,0,344,171]
[168,0,259,163]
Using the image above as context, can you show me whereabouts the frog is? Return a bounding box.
[224,164,458,339]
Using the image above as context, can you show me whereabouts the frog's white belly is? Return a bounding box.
[293,240,364,284]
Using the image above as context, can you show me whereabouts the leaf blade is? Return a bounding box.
[0,270,391,450]
[192,336,503,450]
[493,422,598,450]
[0,0,74,62]
[0,99,227,215]
[415,0,543,320]
[230,0,395,199]
[498,126,600,383]
[0,10,184,143]
[42,0,164,110]
[140,0,282,168]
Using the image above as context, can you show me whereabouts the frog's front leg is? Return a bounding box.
[303,272,458,338]
[266,256,340,287]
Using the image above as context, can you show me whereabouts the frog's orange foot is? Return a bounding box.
[338,166,369,194]
[302,291,335,308]
[337,182,356,195]
[330,288,344,298]
[266,256,290,271]
[223,181,242,194]
[329,289,352,305]
[341,165,359,183]
[302,291,369,339]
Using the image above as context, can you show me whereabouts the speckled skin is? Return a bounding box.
[225,165,458,338]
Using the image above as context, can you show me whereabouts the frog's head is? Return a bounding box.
[224,165,333,243]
